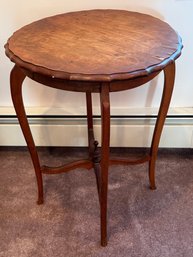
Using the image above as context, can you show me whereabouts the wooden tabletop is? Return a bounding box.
[5,9,182,82]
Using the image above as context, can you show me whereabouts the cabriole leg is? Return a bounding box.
[10,65,43,204]
[149,62,175,189]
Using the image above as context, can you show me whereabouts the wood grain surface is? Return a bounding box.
[5,9,182,81]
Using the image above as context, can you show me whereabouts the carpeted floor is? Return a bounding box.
[0,147,193,257]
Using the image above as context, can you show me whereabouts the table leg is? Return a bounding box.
[86,92,101,194]
[100,83,110,246]
[10,65,43,204]
[86,92,94,157]
[149,62,175,189]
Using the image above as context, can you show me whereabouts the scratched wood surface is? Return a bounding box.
[5,9,182,81]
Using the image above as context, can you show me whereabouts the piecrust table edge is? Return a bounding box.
[5,34,182,82]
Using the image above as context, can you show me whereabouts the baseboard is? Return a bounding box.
[0,107,193,147]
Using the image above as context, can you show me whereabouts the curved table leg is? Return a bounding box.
[149,62,175,189]
[10,65,43,204]
[100,83,110,246]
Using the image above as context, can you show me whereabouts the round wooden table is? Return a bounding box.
[5,9,182,246]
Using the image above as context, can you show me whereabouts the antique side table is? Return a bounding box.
[5,10,182,246]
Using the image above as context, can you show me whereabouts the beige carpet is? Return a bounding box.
[0,147,193,257]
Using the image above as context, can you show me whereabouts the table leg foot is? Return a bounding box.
[149,184,157,190]
[37,197,44,205]
[101,238,107,247]
[149,159,157,190]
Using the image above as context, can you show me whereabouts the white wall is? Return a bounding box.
[0,1,193,147]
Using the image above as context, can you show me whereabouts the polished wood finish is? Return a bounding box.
[5,10,182,246]
[5,10,181,82]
